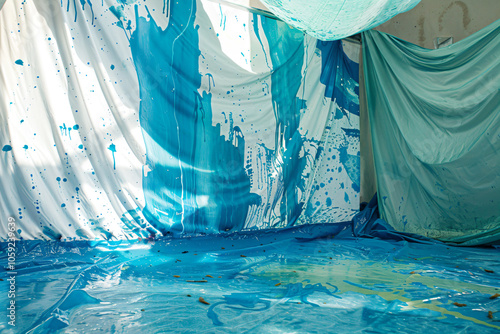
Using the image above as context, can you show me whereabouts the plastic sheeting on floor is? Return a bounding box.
[363,19,500,246]
[0,0,361,240]
[2,228,500,333]
[259,0,420,41]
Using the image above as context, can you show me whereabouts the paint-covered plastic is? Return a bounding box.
[1,226,500,332]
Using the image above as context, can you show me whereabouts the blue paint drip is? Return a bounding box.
[87,0,94,25]
[252,14,271,71]
[60,123,67,136]
[108,144,116,170]
[205,73,215,92]
[129,1,260,235]
[2,145,12,151]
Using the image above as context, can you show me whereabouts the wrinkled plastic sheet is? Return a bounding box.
[2,227,500,333]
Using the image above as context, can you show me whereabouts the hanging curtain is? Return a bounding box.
[0,0,360,240]
[363,20,500,245]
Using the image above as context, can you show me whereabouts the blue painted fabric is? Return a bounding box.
[346,194,446,245]
[260,0,420,40]
[0,0,360,240]
[363,20,500,246]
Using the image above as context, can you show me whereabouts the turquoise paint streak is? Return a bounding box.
[129,2,260,235]
[261,18,306,226]
[108,143,116,170]
[318,41,361,191]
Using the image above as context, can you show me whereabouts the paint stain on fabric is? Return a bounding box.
[317,40,359,117]
[108,143,116,170]
[129,2,260,235]
[261,17,307,227]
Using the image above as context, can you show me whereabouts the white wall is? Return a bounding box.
[375,0,500,48]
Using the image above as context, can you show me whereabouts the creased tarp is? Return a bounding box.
[346,194,451,245]
[363,20,500,246]
[0,0,360,240]
[2,230,500,333]
[259,0,420,41]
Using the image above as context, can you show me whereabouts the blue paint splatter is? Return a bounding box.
[108,143,116,170]
[15,59,24,66]
[338,146,360,191]
[2,145,12,151]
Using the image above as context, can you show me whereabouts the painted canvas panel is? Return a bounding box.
[0,0,360,240]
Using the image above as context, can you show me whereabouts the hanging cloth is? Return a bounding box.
[363,20,500,246]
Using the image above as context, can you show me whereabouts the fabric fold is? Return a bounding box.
[363,20,500,245]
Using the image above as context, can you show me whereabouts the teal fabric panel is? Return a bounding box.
[259,0,420,41]
[363,20,500,245]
